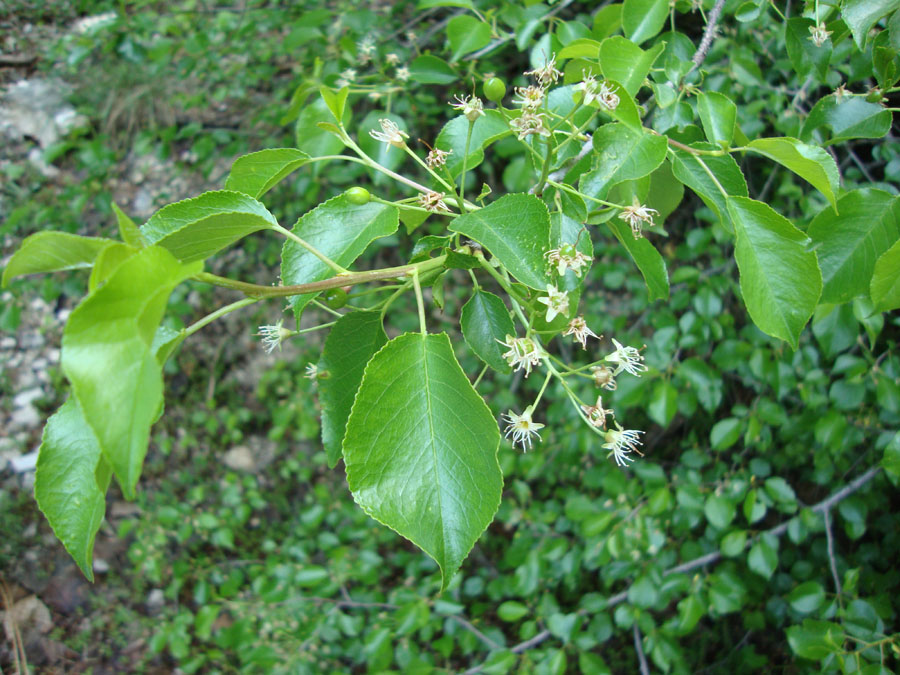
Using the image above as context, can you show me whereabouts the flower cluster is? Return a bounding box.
[808,22,832,47]
[369,118,408,148]
[426,147,452,169]
[497,334,543,376]
[418,190,450,213]
[450,94,485,122]
[603,422,644,467]
[524,55,562,88]
[546,244,591,277]
[563,316,598,349]
[512,85,544,111]
[576,71,620,110]
[510,112,550,140]
[605,338,648,376]
[256,321,293,354]
[537,285,569,322]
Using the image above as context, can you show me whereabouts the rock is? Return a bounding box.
[13,387,43,408]
[0,78,87,148]
[0,336,15,350]
[17,330,44,349]
[146,589,165,615]
[92,558,110,574]
[10,450,38,473]
[223,446,255,471]
[9,404,41,431]
[0,595,52,644]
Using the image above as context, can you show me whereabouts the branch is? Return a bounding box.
[465,0,577,61]
[823,509,844,609]
[634,624,651,675]
[462,465,882,673]
[687,0,727,75]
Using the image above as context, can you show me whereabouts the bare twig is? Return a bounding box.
[465,0,577,61]
[448,614,502,651]
[823,509,844,609]
[688,0,728,75]
[634,623,651,675]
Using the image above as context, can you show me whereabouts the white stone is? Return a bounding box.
[10,449,38,473]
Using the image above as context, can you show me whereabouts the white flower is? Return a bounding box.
[512,85,543,111]
[618,198,658,239]
[497,334,543,377]
[503,408,545,451]
[590,364,617,390]
[426,147,452,169]
[358,36,376,56]
[257,321,292,354]
[450,94,485,122]
[563,316,599,349]
[395,66,410,82]
[524,55,562,87]
[340,68,357,82]
[417,190,450,213]
[369,118,408,148]
[603,421,644,467]
[304,363,319,379]
[605,338,647,376]
[536,285,569,323]
[385,52,400,65]
[546,244,591,277]
[576,72,620,110]
[510,112,550,140]
[808,22,832,47]
[581,396,613,430]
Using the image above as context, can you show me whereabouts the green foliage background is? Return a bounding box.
[1,0,899,673]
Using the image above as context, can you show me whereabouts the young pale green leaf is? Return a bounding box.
[281,196,399,317]
[35,397,112,581]
[409,54,459,84]
[2,232,117,288]
[871,238,900,312]
[88,243,138,292]
[435,110,510,179]
[800,95,892,145]
[449,193,552,290]
[697,92,737,147]
[224,148,310,199]
[598,36,664,97]
[318,311,388,468]
[460,290,516,373]
[343,333,503,592]
[295,96,350,157]
[112,203,147,248]
[788,581,826,614]
[557,38,601,59]
[61,246,202,499]
[319,86,349,124]
[808,189,899,304]
[786,620,845,659]
[842,0,897,50]
[606,220,669,301]
[671,147,749,232]
[141,190,278,263]
[151,324,184,366]
[581,124,668,200]
[622,0,668,45]
[728,197,821,349]
[447,15,491,61]
[746,137,840,210]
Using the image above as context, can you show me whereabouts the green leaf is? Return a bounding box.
[627,576,659,609]
[435,109,510,179]
[2,232,117,287]
[710,417,741,450]
[809,189,899,304]
[871,238,900,312]
[647,380,677,427]
[606,220,669,301]
[785,17,832,80]
[670,147,748,231]
[418,0,474,9]
[727,196,822,349]
[676,595,705,633]
[842,0,898,49]
[800,95,892,145]
[35,398,112,581]
[318,312,388,468]
[622,0,668,45]
[295,96,349,157]
[598,36,664,97]
[788,581,826,614]
[141,190,277,263]
[89,243,138,292]
[224,149,310,199]
[449,194,552,290]
[720,530,747,557]
[461,290,516,373]
[747,536,778,579]
[280,196,399,318]
[343,333,503,591]
[61,246,202,499]
[319,86,349,124]
[697,92,737,147]
[746,137,840,210]
[447,15,491,61]
[581,124,668,200]
[409,54,458,84]
[786,619,845,659]
[705,495,736,529]
[112,203,147,248]
[557,38,602,59]
[593,4,624,40]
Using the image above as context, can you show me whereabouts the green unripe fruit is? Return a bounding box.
[483,77,507,103]
[323,288,348,309]
[559,244,577,258]
[345,187,371,205]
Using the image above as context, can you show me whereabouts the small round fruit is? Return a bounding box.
[345,187,371,205]
[323,288,348,309]
[483,77,507,103]
[559,244,577,258]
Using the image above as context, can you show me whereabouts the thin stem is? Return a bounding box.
[472,363,489,388]
[531,370,553,410]
[310,299,344,318]
[195,254,447,299]
[411,267,427,334]
[272,224,348,274]
[534,135,555,197]
[691,154,730,199]
[183,297,259,339]
[403,144,456,193]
